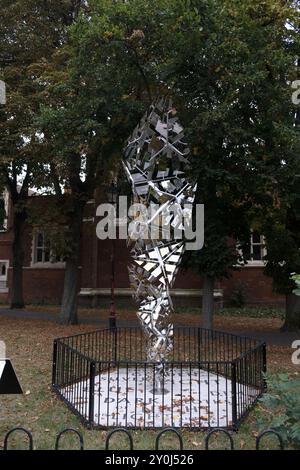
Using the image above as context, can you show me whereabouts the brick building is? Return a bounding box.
[0,190,284,308]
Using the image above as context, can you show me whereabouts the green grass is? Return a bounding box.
[0,300,285,319]
[2,416,287,451]
[0,313,293,450]
[174,306,284,319]
[93,303,285,319]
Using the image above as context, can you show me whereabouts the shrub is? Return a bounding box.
[291,273,300,296]
[228,284,246,308]
[259,373,300,449]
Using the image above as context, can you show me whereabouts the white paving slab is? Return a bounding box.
[62,367,258,428]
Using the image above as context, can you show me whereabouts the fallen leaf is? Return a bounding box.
[192,441,201,447]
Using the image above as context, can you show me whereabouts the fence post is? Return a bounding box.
[197,328,201,362]
[262,343,267,391]
[231,361,238,429]
[114,328,118,363]
[52,340,58,387]
[88,361,96,426]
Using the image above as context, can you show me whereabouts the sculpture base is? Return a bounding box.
[53,326,265,430]
[62,366,257,429]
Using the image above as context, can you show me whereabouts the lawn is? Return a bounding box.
[0,309,297,450]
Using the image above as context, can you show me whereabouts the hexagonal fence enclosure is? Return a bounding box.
[52,327,266,430]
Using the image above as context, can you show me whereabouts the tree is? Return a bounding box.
[43,0,299,327]
[156,0,300,328]
[155,0,296,328]
[36,0,162,323]
[263,170,300,331]
[258,9,300,331]
[2,0,297,327]
[0,0,82,308]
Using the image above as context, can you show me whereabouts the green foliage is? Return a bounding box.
[263,195,300,295]
[175,0,300,283]
[260,373,300,448]
[215,306,283,318]
[1,0,300,318]
[0,0,78,190]
[228,284,246,308]
[291,273,300,297]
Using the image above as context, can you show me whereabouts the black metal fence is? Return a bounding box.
[2,427,285,450]
[52,327,266,430]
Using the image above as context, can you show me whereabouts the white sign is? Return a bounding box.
[0,359,23,394]
[0,360,5,379]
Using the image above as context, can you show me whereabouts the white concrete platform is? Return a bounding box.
[62,367,258,428]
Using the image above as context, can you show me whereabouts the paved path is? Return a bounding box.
[0,307,136,328]
[229,330,299,347]
[0,308,298,347]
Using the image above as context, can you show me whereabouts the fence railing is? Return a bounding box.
[2,427,285,450]
[54,327,262,364]
[52,327,266,431]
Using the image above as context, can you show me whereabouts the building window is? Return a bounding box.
[0,260,9,293]
[0,193,8,232]
[34,232,50,263]
[243,231,266,265]
[1,262,7,277]
[32,232,64,265]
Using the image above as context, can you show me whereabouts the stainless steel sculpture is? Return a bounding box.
[123,98,196,388]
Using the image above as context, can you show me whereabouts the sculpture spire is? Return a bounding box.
[123,97,196,389]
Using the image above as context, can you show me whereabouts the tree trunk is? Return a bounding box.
[10,210,26,309]
[202,275,215,329]
[59,202,84,325]
[281,293,300,332]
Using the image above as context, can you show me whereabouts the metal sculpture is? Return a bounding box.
[123,98,196,388]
